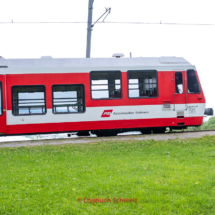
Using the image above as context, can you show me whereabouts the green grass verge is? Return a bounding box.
[0,136,215,215]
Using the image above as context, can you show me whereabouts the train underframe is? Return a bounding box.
[77,126,188,137]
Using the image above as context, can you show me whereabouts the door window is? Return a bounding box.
[175,72,183,94]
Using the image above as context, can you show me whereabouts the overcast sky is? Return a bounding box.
[0,0,215,111]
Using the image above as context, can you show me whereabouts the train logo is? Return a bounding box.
[101,110,113,117]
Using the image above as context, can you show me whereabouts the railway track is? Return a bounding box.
[161,129,215,134]
[1,129,215,148]
[76,129,215,138]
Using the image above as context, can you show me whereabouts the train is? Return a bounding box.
[0,55,213,137]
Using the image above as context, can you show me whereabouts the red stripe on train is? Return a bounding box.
[5,117,203,135]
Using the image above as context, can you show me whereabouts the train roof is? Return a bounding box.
[0,56,196,74]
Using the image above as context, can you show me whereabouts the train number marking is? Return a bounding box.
[188,106,197,114]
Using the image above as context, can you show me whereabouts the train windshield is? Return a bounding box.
[187,70,200,94]
[0,82,2,116]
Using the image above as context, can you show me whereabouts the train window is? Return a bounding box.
[90,71,122,99]
[52,85,85,114]
[12,86,46,116]
[0,82,2,116]
[128,70,158,98]
[175,72,183,94]
[187,70,201,94]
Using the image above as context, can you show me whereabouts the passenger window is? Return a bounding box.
[175,72,183,94]
[12,86,46,116]
[0,82,2,116]
[187,70,200,94]
[91,71,122,99]
[128,70,158,98]
[52,85,85,114]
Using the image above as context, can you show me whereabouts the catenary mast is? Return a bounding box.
[86,0,93,58]
[86,0,111,58]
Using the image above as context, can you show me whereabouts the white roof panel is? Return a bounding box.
[0,57,195,74]
[0,57,191,68]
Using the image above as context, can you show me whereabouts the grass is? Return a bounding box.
[0,136,215,214]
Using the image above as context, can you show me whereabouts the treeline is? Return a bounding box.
[186,116,215,131]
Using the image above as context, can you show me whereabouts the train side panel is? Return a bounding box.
[0,69,206,135]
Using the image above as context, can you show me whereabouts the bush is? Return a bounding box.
[186,116,215,131]
[201,116,215,130]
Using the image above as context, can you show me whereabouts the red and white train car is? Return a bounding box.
[0,56,213,136]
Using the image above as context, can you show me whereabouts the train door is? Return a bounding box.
[0,75,7,133]
[173,71,187,114]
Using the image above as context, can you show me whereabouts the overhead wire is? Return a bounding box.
[0,21,214,26]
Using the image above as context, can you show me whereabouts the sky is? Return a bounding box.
[0,0,215,110]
